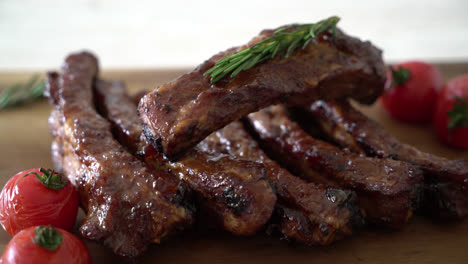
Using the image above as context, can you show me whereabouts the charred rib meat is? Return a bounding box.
[138,27,386,159]
[94,80,277,235]
[198,121,364,245]
[302,100,468,220]
[46,52,194,257]
[245,105,423,229]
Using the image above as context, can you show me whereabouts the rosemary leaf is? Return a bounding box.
[0,74,45,110]
[204,16,340,83]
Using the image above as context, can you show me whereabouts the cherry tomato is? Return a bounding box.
[0,168,79,236]
[433,75,468,149]
[1,225,91,264]
[381,61,444,123]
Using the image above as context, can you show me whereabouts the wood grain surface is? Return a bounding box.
[1,65,467,263]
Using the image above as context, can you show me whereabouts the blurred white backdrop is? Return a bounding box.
[1,0,467,70]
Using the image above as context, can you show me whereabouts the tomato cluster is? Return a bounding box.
[0,168,91,264]
[381,61,468,149]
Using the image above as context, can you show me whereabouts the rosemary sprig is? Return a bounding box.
[204,16,340,83]
[0,74,45,110]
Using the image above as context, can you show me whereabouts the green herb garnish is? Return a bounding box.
[0,74,45,110]
[204,16,340,84]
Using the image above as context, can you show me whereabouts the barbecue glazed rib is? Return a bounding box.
[94,80,277,235]
[45,52,194,257]
[245,105,423,229]
[197,121,364,245]
[138,26,386,159]
[302,100,468,220]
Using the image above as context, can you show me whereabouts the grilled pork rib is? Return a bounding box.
[46,52,194,257]
[198,121,364,245]
[302,100,468,220]
[245,105,423,229]
[94,80,276,235]
[138,27,386,159]
[96,81,362,244]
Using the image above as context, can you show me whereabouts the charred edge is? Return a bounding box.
[356,138,379,156]
[319,223,330,237]
[272,205,333,246]
[172,183,197,215]
[142,123,165,155]
[410,181,424,213]
[387,153,400,160]
[268,205,302,244]
[421,175,459,221]
[163,104,172,113]
[355,138,399,159]
[224,186,248,216]
[326,187,365,229]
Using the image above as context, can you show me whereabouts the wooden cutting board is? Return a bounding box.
[1,65,468,263]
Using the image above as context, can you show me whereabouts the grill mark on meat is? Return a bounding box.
[197,121,364,245]
[301,100,468,220]
[45,52,194,257]
[245,105,423,229]
[138,27,386,159]
[94,80,277,236]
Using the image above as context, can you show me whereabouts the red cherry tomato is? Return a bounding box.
[381,61,444,123]
[0,168,79,236]
[433,74,468,149]
[1,225,91,264]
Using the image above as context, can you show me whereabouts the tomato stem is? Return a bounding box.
[34,225,62,251]
[447,96,468,131]
[390,66,411,87]
[18,168,68,190]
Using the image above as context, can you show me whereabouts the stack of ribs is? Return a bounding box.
[46,24,468,258]
[292,100,468,220]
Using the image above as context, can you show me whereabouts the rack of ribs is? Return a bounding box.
[45,52,194,257]
[138,26,386,159]
[300,100,468,220]
[197,121,364,245]
[245,105,423,229]
[94,80,363,245]
[94,80,277,236]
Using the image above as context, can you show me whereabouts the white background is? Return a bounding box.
[1,0,467,70]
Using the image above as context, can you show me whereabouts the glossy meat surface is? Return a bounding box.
[94,80,276,235]
[138,27,386,159]
[246,105,423,229]
[45,52,194,257]
[303,100,468,220]
[198,121,364,245]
